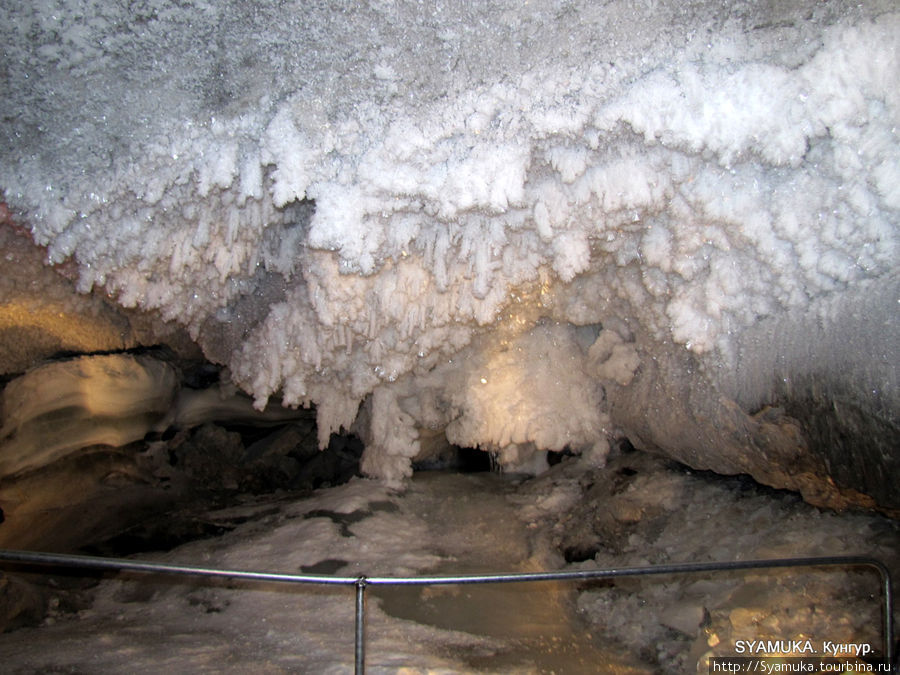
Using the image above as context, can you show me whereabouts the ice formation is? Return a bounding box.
[0,355,177,477]
[0,354,310,478]
[0,2,897,497]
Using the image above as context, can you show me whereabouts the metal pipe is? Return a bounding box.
[0,548,357,585]
[0,549,892,667]
[355,576,367,675]
[365,555,891,587]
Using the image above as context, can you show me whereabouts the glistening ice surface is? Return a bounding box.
[1,1,897,485]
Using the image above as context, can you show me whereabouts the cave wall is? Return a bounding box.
[0,218,200,378]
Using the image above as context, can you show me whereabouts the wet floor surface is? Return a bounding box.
[372,472,652,673]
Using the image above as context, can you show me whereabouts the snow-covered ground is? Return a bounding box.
[1,450,895,673]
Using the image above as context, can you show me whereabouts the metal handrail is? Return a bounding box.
[0,549,893,674]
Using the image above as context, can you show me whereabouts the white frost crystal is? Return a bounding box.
[1,1,897,482]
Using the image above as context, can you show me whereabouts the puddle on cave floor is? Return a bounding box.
[371,471,651,674]
[375,561,647,674]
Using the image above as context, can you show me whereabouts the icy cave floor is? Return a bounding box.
[0,449,897,674]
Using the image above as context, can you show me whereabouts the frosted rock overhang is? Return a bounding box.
[0,1,897,510]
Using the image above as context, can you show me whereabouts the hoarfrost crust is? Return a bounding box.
[1,2,897,482]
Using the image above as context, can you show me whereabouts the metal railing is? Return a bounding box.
[0,549,894,673]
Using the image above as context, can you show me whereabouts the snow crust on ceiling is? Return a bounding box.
[1,1,897,482]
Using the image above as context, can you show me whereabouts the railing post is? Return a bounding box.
[355,576,367,675]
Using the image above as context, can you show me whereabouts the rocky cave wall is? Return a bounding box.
[0,0,897,513]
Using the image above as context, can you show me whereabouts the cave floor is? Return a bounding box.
[0,451,897,673]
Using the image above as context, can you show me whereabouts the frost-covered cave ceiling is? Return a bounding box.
[0,0,897,511]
